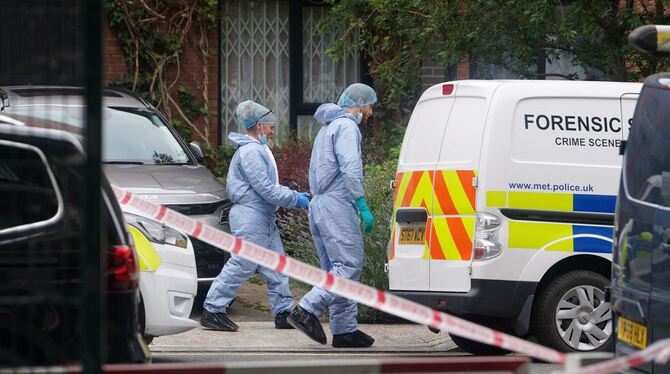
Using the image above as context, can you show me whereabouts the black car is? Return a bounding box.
[0,86,231,285]
[0,122,149,365]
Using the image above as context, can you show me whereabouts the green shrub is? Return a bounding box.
[274,138,317,267]
[278,208,319,267]
[203,145,236,179]
[358,158,397,322]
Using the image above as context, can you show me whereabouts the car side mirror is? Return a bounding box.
[189,142,204,162]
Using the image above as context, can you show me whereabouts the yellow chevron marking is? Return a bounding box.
[394,172,412,210]
[462,217,475,243]
[442,170,474,215]
[432,218,462,260]
[410,171,434,213]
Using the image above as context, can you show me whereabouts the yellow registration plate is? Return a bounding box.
[617,316,648,349]
[399,227,426,245]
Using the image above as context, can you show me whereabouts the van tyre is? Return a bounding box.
[533,270,612,352]
[449,316,511,356]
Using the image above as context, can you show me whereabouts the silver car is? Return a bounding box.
[0,86,231,283]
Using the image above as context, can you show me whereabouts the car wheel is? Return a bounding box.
[138,294,153,345]
[533,270,612,352]
[449,316,511,356]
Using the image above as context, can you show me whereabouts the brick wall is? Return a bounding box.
[420,57,469,93]
[103,21,127,83]
[102,21,220,146]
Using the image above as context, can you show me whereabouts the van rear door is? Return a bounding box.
[429,85,489,292]
[389,86,456,292]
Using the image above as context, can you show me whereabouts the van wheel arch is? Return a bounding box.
[533,254,610,302]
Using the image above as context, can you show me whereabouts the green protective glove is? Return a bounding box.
[355,197,375,234]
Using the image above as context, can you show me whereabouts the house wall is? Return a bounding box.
[102,21,220,146]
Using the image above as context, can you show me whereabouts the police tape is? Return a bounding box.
[562,338,670,374]
[113,187,567,363]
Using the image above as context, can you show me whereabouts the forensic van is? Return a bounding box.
[388,80,641,354]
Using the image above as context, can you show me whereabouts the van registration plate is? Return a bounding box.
[617,316,647,349]
[399,227,426,245]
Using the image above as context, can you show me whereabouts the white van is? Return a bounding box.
[388,80,641,354]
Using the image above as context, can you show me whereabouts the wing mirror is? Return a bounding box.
[189,142,204,162]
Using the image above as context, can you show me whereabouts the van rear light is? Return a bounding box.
[473,212,503,261]
[108,245,139,292]
[442,84,454,95]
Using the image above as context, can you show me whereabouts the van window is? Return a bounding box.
[399,98,453,168]
[0,142,60,232]
[438,97,487,164]
[626,87,670,205]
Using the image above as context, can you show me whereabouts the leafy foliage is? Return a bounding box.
[358,159,396,322]
[274,137,312,191]
[322,0,670,152]
[202,145,236,180]
[275,139,316,266]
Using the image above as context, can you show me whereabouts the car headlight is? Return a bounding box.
[125,212,188,249]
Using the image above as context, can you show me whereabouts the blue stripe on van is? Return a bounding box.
[573,225,614,253]
[573,194,617,214]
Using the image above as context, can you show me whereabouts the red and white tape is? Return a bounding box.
[114,187,567,363]
[562,338,670,374]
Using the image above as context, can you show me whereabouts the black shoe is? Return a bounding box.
[200,310,239,332]
[287,306,327,345]
[274,311,295,329]
[332,330,375,348]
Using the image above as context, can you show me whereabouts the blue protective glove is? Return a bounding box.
[296,192,310,209]
[355,197,375,234]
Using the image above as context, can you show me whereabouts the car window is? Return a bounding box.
[102,107,189,164]
[8,105,190,165]
[625,86,670,205]
[0,140,62,233]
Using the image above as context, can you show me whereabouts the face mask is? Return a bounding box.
[258,125,268,145]
[259,134,268,145]
[354,111,363,125]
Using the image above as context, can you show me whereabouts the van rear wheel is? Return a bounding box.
[533,270,612,352]
[449,316,511,356]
